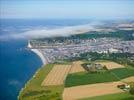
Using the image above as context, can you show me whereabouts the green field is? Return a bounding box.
[81,92,134,100]
[53,60,72,65]
[65,71,119,87]
[19,64,64,100]
[65,67,134,87]
[111,68,134,79]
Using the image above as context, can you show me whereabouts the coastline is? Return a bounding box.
[28,41,47,65]
[18,41,48,99]
[18,64,57,100]
[31,49,47,65]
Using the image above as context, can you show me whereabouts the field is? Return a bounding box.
[111,68,134,79]
[69,61,85,73]
[65,71,119,87]
[121,76,134,82]
[65,67,134,87]
[19,64,64,100]
[63,82,124,100]
[19,60,134,100]
[96,61,124,69]
[41,65,71,86]
[63,82,123,100]
[81,92,134,100]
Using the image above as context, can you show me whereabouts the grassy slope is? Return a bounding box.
[65,67,134,87]
[81,93,134,100]
[19,64,64,100]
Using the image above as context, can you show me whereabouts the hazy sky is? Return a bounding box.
[0,0,134,19]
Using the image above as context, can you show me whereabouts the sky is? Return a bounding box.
[0,0,134,19]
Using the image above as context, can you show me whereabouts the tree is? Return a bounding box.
[129,83,134,95]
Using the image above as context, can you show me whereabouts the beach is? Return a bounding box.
[28,41,47,65]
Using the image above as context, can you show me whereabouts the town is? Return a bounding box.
[29,37,134,63]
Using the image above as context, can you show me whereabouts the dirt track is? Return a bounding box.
[69,61,85,73]
[63,82,124,100]
[41,65,71,86]
[96,61,124,69]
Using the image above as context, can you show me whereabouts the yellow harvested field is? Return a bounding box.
[121,76,134,82]
[63,82,124,100]
[96,61,124,69]
[41,65,71,86]
[69,61,85,73]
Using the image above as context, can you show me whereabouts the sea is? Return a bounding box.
[0,19,91,100]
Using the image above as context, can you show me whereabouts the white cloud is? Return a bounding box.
[0,24,97,40]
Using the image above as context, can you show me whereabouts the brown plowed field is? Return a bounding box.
[96,61,124,69]
[41,65,71,86]
[63,82,124,100]
[69,61,85,73]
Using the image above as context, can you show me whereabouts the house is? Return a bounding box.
[85,63,103,71]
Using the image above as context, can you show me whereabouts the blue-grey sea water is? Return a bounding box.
[0,19,90,100]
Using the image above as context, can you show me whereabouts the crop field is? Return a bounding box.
[42,65,72,86]
[63,82,123,100]
[96,61,124,69]
[19,60,134,100]
[65,71,119,87]
[111,68,134,79]
[121,76,134,82]
[65,67,134,87]
[69,61,85,73]
[81,92,134,100]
